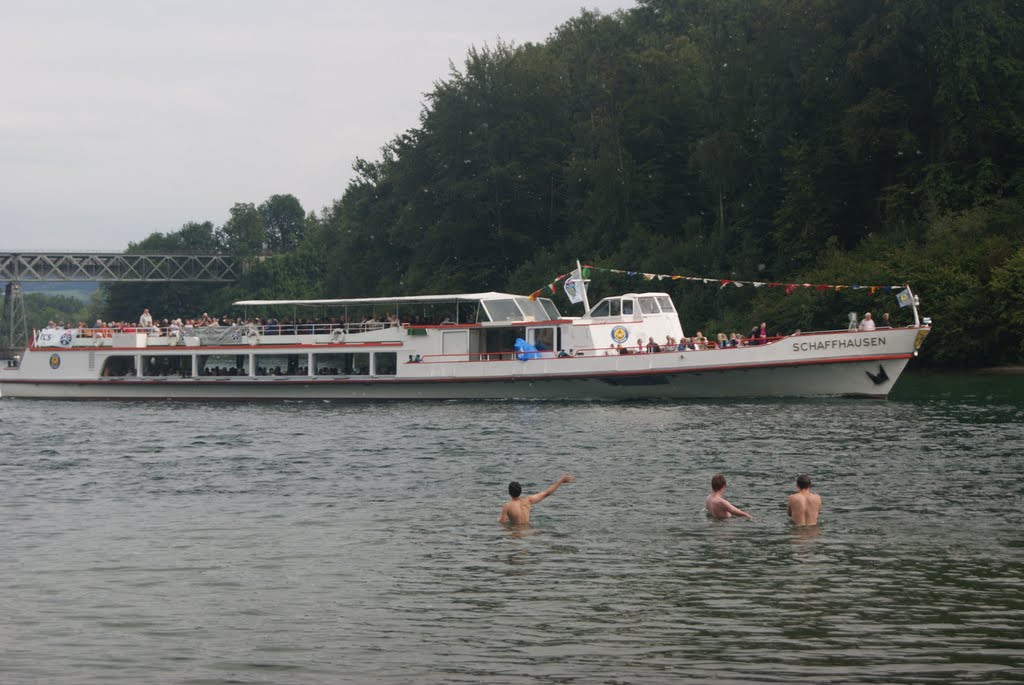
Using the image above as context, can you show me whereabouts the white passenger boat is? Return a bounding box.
[0,279,929,400]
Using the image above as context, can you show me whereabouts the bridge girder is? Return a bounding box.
[0,252,240,282]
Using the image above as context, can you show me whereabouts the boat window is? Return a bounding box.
[458,302,482,324]
[313,352,368,375]
[256,353,305,376]
[588,300,611,317]
[100,355,135,377]
[199,353,249,376]
[373,352,397,376]
[482,299,523,322]
[639,297,661,314]
[515,297,550,321]
[539,298,561,320]
[531,327,556,352]
[657,296,676,313]
[609,299,621,316]
[622,299,634,315]
[143,355,192,377]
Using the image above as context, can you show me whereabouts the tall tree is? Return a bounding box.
[259,194,306,253]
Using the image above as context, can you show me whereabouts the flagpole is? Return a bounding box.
[907,286,920,327]
[577,259,591,312]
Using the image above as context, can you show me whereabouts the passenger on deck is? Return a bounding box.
[139,308,153,329]
[647,337,661,353]
[859,312,876,331]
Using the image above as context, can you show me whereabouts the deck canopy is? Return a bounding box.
[233,292,563,323]
[233,292,511,307]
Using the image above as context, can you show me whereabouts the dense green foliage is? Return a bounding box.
[35,0,1024,365]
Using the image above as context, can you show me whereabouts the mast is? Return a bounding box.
[907,286,921,327]
[577,259,591,313]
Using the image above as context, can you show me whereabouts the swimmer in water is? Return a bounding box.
[787,474,821,526]
[498,473,575,526]
[705,473,753,520]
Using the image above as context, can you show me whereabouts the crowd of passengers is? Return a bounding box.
[608,311,895,355]
[611,322,774,355]
[46,306,467,340]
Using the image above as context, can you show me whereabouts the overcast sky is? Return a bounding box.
[1,1,632,252]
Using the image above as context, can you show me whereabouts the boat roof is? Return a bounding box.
[233,292,527,307]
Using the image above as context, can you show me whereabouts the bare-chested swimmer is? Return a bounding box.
[498,473,575,525]
[705,473,753,520]
[787,474,821,526]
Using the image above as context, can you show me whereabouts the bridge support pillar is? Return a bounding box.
[1,281,28,358]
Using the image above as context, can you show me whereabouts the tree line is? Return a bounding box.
[17,0,1024,366]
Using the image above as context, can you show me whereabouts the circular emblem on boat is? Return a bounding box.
[49,353,61,369]
[611,325,629,343]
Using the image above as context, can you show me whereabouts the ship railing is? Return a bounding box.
[45,321,404,348]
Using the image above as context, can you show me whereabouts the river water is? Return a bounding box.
[1,371,1022,684]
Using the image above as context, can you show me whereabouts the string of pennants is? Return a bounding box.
[529,264,909,301]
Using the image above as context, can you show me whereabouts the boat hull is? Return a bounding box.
[1,356,912,400]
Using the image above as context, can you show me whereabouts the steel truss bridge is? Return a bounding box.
[1,252,240,357]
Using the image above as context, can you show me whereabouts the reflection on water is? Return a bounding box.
[0,371,1022,683]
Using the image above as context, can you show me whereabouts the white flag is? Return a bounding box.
[563,268,584,303]
[896,287,913,308]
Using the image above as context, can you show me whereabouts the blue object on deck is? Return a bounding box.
[514,338,541,361]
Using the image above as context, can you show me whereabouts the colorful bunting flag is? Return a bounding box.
[528,265,913,304]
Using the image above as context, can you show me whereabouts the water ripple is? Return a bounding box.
[0,373,1022,683]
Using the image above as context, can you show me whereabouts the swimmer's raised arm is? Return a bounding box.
[723,499,753,520]
[527,473,574,504]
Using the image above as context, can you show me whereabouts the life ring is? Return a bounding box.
[330,328,345,342]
